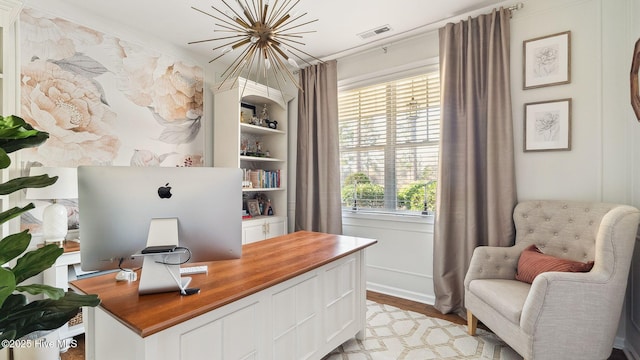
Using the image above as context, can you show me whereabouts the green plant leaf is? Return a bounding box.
[0,174,58,196]
[0,268,16,308]
[0,330,17,348]
[12,244,63,284]
[0,115,49,153]
[15,284,64,300]
[0,292,100,341]
[0,113,99,344]
[0,115,49,154]
[0,115,40,138]
[0,230,32,266]
[0,133,50,153]
[0,148,9,170]
[0,203,35,227]
[0,293,27,325]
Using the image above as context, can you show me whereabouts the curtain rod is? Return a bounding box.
[507,2,523,18]
[508,3,524,12]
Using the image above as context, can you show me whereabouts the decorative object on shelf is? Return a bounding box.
[266,119,278,129]
[266,199,274,216]
[26,167,78,245]
[190,0,323,95]
[240,103,256,123]
[260,104,269,124]
[631,38,640,122]
[253,192,268,203]
[0,115,100,354]
[247,199,261,217]
[240,138,248,155]
[524,98,572,152]
[523,31,571,89]
[253,192,269,215]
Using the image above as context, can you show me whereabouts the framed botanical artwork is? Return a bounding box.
[524,98,572,152]
[247,199,261,217]
[523,31,571,89]
[240,103,256,123]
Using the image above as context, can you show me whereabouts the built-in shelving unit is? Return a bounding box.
[213,78,293,244]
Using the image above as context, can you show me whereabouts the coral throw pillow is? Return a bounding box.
[515,244,594,284]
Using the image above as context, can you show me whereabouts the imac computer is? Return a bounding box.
[78,166,243,295]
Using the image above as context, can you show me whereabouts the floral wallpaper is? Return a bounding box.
[19,7,204,168]
[18,8,205,233]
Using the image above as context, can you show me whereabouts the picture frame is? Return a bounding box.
[240,103,256,123]
[631,38,640,121]
[523,31,571,89]
[524,98,572,152]
[247,199,261,216]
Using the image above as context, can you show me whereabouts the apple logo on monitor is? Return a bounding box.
[158,183,172,199]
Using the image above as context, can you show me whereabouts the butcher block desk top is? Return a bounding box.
[71,231,377,338]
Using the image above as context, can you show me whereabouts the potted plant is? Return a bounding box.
[0,115,100,356]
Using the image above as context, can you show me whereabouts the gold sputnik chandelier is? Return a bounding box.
[190,0,322,93]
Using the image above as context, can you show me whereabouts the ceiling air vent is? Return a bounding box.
[357,25,392,40]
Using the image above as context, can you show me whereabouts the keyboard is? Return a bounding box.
[180,265,208,275]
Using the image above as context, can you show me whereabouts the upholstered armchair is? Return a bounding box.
[464,200,640,360]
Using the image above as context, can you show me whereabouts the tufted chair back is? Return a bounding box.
[512,200,615,264]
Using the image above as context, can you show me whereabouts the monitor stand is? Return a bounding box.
[137,218,191,295]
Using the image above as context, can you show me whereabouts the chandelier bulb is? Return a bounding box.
[250,36,259,44]
[287,57,299,68]
[221,46,233,54]
[265,58,272,70]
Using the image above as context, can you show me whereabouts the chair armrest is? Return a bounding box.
[520,270,613,336]
[464,244,525,289]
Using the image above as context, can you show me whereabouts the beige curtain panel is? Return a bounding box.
[295,60,343,234]
[433,7,517,315]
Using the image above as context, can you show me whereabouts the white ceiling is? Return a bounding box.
[24,0,511,65]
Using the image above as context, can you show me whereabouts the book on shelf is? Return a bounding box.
[243,168,280,189]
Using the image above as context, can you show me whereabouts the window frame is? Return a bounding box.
[338,59,440,217]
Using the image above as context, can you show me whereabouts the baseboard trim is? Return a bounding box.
[366,281,435,305]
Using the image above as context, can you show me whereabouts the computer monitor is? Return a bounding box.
[78,166,242,294]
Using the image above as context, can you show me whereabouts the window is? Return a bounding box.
[338,70,440,214]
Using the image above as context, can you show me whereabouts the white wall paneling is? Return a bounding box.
[343,213,434,304]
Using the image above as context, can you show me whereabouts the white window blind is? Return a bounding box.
[339,70,440,214]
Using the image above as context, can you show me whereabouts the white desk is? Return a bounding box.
[71,231,377,360]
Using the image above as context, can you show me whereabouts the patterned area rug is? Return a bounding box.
[323,301,523,360]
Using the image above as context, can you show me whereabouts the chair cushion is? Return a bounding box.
[515,244,594,284]
[468,279,531,324]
